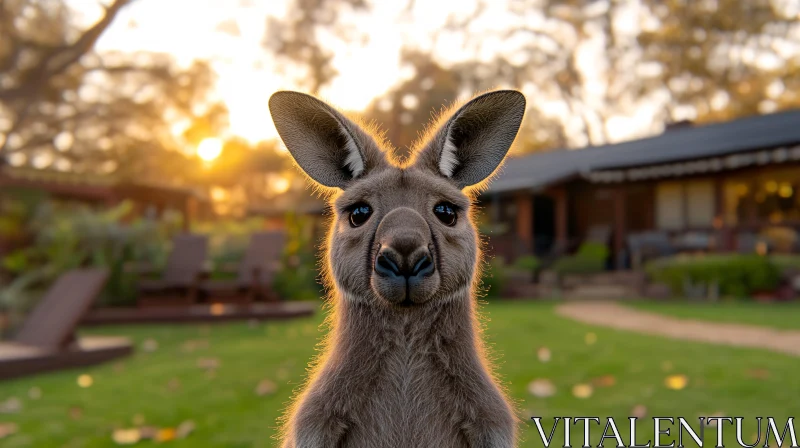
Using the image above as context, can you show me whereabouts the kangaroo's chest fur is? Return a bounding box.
[286,298,515,448]
[346,310,467,447]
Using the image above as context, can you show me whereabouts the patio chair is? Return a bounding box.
[628,231,676,269]
[199,231,286,303]
[0,268,133,380]
[136,233,208,306]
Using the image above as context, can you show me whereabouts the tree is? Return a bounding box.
[261,0,800,149]
[263,0,368,92]
[0,0,228,184]
[364,50,566,159]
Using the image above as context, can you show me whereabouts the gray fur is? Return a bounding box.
[270,90,526,448]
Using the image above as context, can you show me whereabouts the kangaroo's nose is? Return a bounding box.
[375,246,435,279]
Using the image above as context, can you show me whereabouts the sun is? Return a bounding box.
[197,138,223,162]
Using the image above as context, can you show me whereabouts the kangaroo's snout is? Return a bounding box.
[371,207,439,305]
[375,247,434,279]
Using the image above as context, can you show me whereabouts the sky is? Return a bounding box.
[69,0,626,147]
[69,0,799,150]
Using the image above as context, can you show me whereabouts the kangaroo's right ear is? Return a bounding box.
[269,91,387,188]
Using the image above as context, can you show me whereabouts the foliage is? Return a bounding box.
[479,257,507,299]
[645,255,781,299]
[769,254,800,276]
[0,201,176,314]
[552,242,609,276]
[0,0,228,183]
[511,255,541,272]
[271,0,800,150]
[272,212,323,301]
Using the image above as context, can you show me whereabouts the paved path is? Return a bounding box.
[555,301,800,357]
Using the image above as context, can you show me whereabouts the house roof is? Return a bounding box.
[486,108,800,194]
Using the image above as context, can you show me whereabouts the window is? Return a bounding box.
[656,180,715,230]
[656,182,684,230]
[724,167,800,225]
[686,181,714,227]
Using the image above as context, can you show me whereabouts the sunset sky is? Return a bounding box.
[68,0,800,150]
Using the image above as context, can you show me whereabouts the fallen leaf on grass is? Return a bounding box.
[537,347,551,363]
[0,398,22,414]
[138,426,158,440]
[572,383,593,399]
[69,406,83,420]
[176,420,196,439]
[631,404,647,418]
[141,339,159,353]
[592,375,616,388]
[112,428,141,445]
[664,374,688,390]
[196,358,220,370]
[584,332,597,345]
[255,379,277,396]
[156,427,176,442]
[0,422,19,439]
[77,374,93,388]
[28,387,41,400]
[527,379,556,398]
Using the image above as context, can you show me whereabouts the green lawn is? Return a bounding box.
[627,300,800,330]
[1,301,797,447]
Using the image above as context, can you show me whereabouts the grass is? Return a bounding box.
[627,300,800,330]
[1,300,798,447]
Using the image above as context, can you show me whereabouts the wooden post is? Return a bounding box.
[613,188,627,270]
[515,192,533,255]
[183,196,196,232]
[714,177,730,251]
[554,187,568,246]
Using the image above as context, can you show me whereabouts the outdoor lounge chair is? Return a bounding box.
[0,268,133,381]
[136,233,208,306]
[199,231,286,304]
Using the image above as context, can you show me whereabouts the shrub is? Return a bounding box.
[479,257,507,299]
[511,255,540,272]
[552,242,609,276]
[272,212,323,301]
[645,254,780,298]
[1,201,175,316]
[769,254,800,276]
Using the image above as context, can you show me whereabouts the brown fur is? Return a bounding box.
[269,90,526,448]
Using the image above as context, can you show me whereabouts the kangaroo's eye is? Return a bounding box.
[433,202,457,226]
[349,203,373,227]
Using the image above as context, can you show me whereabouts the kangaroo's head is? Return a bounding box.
[269,90,525,308]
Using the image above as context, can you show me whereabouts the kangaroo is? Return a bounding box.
[269,89,526,448]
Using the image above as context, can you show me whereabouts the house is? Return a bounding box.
[480,109,800,268]
[0,165,213,231]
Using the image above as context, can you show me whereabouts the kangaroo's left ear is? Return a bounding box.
[413,90,526,189]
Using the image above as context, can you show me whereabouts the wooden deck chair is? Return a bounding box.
[200,231,286,303]
[137,233,208,306]
[0,268,132,380]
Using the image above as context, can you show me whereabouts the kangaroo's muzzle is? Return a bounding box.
[371,207,440,306]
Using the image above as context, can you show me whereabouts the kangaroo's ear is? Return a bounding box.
[269,91,387,188]
[414,90,526,189]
